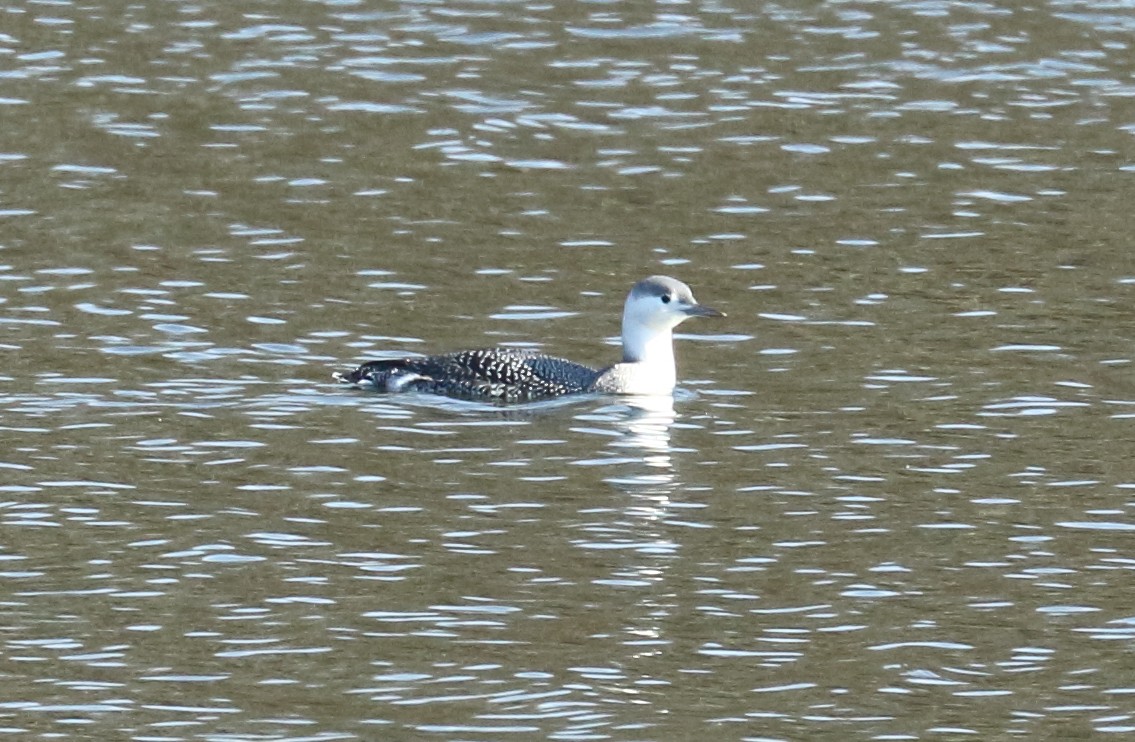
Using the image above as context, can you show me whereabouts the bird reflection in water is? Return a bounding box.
[585,394,697,661]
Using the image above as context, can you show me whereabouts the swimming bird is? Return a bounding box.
[334,275,724,402]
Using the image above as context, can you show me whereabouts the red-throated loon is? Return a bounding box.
[333,275,724,402]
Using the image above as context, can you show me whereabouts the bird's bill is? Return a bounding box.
[682,303,726,318]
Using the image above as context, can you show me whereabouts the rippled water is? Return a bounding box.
[4,0,1135,739]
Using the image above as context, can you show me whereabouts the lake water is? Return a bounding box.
[3,0,1135,739]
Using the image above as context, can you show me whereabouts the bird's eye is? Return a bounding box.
[661,294,671,304]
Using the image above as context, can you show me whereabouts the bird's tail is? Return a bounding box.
[332,360,410,388]
[332,368,358,384]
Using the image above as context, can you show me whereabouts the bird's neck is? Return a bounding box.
[622,322,676,379]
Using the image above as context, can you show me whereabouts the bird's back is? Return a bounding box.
[337,348,602,402]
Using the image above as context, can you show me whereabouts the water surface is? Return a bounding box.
[4,0,1135,739]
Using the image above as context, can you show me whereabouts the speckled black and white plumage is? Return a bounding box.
[335,348,604,402]
[335,276,724,402]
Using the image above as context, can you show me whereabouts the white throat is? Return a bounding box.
[620,317,678,391]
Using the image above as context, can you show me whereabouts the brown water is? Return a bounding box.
[3,1,1135,739]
